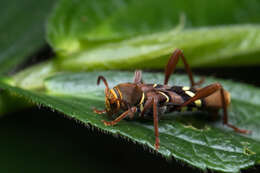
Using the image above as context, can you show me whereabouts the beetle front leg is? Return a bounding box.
[140,94,161,150]
[102,107,137,126]
[93,108,106,114]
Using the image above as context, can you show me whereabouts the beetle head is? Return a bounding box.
[97,76,120,115]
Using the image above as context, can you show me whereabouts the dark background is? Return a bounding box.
[1,46,259,173]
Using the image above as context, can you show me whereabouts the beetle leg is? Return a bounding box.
[220,88,251,134]
[93,108,106,114]
[179,83,251,134]
[179,83,223,107]
[133,70,143,84]
[140,98,153,117]
[102,107,137,126]
[140,91,164,118]
[164,48,204,87]
[125,102,135,119]
[115,99,135,119]
[152,97,160,150]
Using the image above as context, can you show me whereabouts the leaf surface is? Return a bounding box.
[47,0,260,55]
[56,25,260,71]
[2,71,260,173]
[46,0,260,72]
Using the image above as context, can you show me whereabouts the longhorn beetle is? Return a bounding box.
[94,48,251,150]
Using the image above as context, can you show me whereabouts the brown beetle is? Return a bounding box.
[94,49,250,150]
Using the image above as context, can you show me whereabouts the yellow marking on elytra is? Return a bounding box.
[153,84,157,87]
[158,91,169,103]
[195,99,202,107]
[182,86,190,91]
[139,92,145,105]
[140,103,144,112]
[192,107,198,112]
[185,90,195,97]
[185,90,200,107]
[181,106,187,112]
[139,93,145,112]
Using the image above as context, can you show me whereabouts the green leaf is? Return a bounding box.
[2,71,260,172]
[13,61,57,90]
[47,0,260,73]
[47,0,260,55]
[56,25,260,71]
[0,0,56,74]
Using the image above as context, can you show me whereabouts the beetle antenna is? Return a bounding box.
[97,76,110,94]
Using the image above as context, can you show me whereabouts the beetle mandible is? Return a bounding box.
[94,48,251,150]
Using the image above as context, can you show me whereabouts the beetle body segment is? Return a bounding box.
[110,84,230,119]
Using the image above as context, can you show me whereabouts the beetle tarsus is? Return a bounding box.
[93,108,106,114]
[102,120,115,126]
[226,124,252,134]
[154,140,160,150]
[102,108,137,126]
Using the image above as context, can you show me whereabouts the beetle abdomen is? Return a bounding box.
[137,85,206,118]
[165,86,205,112]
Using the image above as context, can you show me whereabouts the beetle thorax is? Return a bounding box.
[116,83,143,106]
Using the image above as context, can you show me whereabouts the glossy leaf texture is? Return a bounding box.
[0,0,56,74]
[3,71,260,173]
[55,25,260,71]
[47,0,260,55]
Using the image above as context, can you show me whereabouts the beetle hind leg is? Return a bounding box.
[164,48,204,87]
[220,86,251,134]
[220,88,251,134]
[179,83,251,134]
